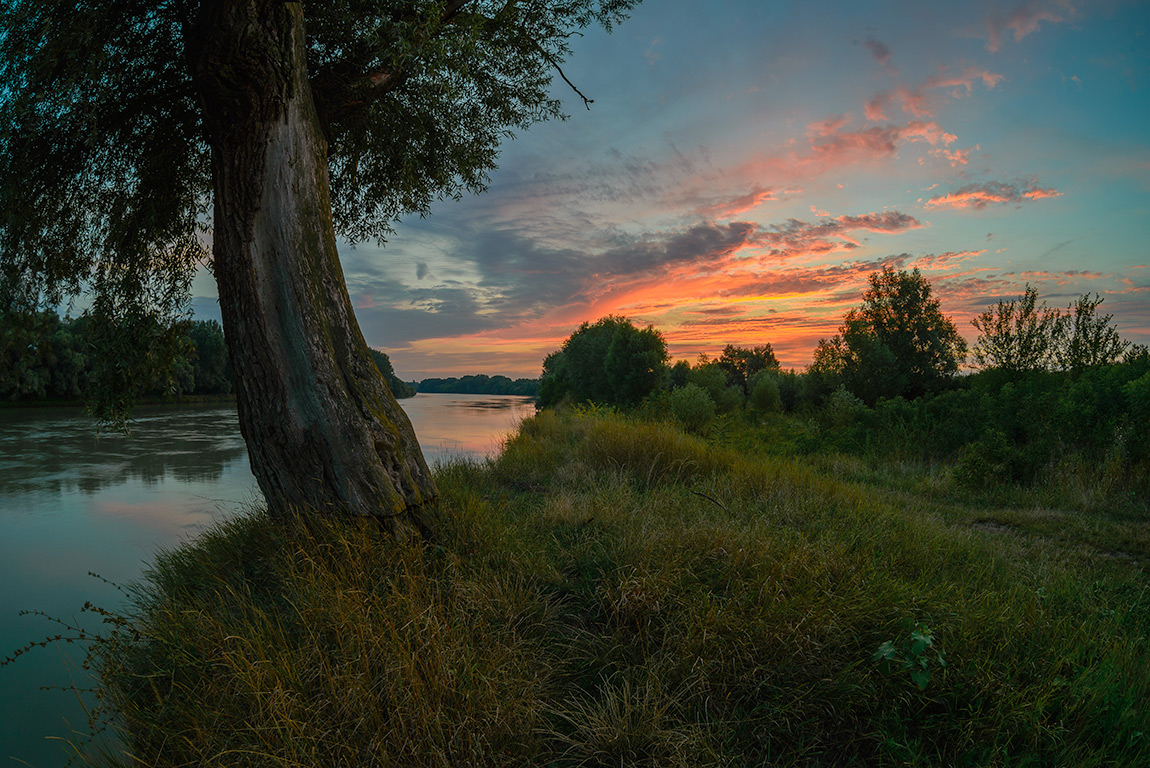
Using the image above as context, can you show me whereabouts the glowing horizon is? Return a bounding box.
[188,1,1150,380]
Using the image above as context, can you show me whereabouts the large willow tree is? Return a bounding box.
[0,0,636,529]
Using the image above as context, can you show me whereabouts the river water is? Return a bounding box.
[0,394,535,767]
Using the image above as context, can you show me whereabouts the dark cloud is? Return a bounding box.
[983,1,1075,52]
[686,306,747,317]
[599,221,759,275]
[864,37,894,71]
[836,211,923,233]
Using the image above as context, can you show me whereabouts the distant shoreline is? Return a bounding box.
[0,393,238,410]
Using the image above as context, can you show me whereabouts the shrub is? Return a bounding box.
[748,370,781,413]
[1123,371,1150,459]
[954,428,1014,488]
[824,385,864,428]
[669,383,716,433]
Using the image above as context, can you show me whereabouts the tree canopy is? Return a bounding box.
[971,285,1058,373]
[972,286,1131,375]
[538,316,668,408]
[717,344,779,394]
[0,0,636,314]
[811,267,966,403]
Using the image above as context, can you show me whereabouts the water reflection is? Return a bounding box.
[0,406,248,498]
[401,393,535,464]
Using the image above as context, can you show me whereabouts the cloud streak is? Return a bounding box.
[924,179,1063,210]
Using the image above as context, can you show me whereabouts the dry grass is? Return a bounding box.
[86,409,1150,767]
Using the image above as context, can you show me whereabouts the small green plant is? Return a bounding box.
[873,623,947,691]
[668,382,717,433]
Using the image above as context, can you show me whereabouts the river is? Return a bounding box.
[0,394,535,767]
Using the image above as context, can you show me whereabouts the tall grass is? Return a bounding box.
[87,409,1150,766]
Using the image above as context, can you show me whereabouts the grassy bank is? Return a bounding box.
[88,409,1149,766]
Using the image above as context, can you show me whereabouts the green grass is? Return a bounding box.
[85,408,1150,766]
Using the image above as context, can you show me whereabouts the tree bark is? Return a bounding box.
[186,0,437,529]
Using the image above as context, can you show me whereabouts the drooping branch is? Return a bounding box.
[542,48,593,109]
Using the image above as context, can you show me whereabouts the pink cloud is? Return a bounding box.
[864,95,889,122]
[809,120,957,168]
[866,87,932,120]
[717,116,960,194]
[924,178,1062,210]
[865,67,1004,122]
[834,211,924,233]
[926,66,1006,93]
[807,114,853,138]
[930,145,978,167]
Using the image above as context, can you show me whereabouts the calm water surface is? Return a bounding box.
[0,394,534,767]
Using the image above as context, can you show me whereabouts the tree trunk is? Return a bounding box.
[186,0,436,529]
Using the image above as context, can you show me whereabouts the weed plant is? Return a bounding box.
[86,409,1149,766]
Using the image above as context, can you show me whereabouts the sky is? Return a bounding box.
[193,0,1150,380]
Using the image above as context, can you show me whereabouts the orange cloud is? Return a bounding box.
[696,185,789,218]
[391,212,928,374]
[924,179,1062,210]
[911,249,988,270]
[1022,186,1062,201]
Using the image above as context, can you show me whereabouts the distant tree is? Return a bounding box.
[972,287,1130,375]
[812,267,966,403]
[0,309,61,399]
[669,383,716,433]
[51,316,94,398]
[369,350,415,399]
[687,361,744,413]
[539,316,668,408]
[416,375,538,395]
[1052,293,1129,373]
[748,369,782,412]
[668,360,692,389]
[187,320,233,395]
[971,285,1058,373]
[537,351,571,408]
[717,344,779,393]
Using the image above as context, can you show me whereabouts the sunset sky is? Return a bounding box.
[197,0,1150,379]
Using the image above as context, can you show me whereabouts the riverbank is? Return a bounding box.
[86,408,1149,766]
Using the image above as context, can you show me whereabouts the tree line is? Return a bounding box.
[538,268,1150,482]
[1,310,232,402]
[1,310,415,405]
[415,375,538,396]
